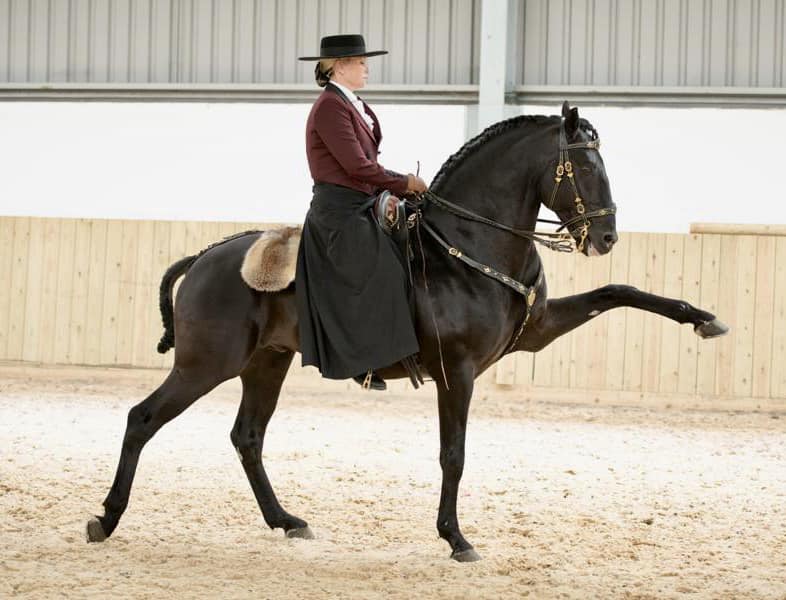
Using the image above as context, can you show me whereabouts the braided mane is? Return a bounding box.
[430,113,599,191]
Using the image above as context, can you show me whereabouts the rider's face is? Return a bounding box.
[335,57,368,91]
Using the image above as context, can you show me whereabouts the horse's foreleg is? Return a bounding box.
[435,366,480,562]
[231,349,311,538]
[519,284,727,352]
[86,367,223,542]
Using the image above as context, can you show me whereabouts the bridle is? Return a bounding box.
[542,119,616,253]
[417,117,616,256]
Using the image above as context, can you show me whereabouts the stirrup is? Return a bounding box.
[352,370,387,391]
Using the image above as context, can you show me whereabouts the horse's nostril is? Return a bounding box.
[603,232,618,247]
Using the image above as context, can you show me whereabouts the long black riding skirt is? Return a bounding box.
[295,183,419,379]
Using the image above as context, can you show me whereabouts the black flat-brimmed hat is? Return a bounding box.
[298,34,387,61]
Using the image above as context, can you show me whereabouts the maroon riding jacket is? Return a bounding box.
[305,83,409,196]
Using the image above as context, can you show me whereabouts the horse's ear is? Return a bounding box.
[564,103,580,137]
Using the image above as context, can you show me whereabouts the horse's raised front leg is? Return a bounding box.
[434,365,481,562]
[518,284,728,352]
[231,348,312,539]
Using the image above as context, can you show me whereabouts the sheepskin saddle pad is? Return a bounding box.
[240,226,302,292]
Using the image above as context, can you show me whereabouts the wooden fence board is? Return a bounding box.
[167,221,189,365]
[605,231,631,391]
[732,236,757,397]
[131,221,155,367]
[532,249,556,387]
[184,220,203,255]
[495,353,516,385]
[37,218,62,364]
[99,220,124,364]
[69,219,93,365]
[569,252,594,389]
[587,251,613,390]
[696,234,721,395]
[772,238,786,398]
[513,351,534,387]
[714,235,738,396]
[150,221,173,368]
[622,233,648,392]
[677,234,702,395]
[642,233,666,393]
[659,234,684,394]
[53,220,76,364]
[550,249,575,387]
[0,218,19,357]
[116,220,139,366]
[7,218,31,361]
[84,220,108,365]
[752,236,776,398]
[21,219,45,362]
[200,221,223,249]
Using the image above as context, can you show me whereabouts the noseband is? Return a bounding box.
[544,120,616,253]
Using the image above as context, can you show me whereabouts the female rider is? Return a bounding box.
[295,35,428,391]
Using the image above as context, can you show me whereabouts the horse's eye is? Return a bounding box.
[581,166,592,173]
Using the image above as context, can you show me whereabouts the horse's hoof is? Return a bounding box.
[86,517,107,543]
[694,318,729,339]
[451,548,481,562]
[285,526,314,540]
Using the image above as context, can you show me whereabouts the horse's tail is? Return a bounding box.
[156,255,198,354]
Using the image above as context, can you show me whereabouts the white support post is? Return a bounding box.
[468,0,510,136]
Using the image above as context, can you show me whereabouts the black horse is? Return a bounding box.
[86,103,727,561]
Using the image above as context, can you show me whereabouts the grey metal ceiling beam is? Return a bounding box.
[0,83,479,104]
[2,83,784,108]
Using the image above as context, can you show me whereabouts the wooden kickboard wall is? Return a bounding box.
[1,216,784,400]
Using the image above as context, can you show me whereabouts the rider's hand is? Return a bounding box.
[407,174,428,194]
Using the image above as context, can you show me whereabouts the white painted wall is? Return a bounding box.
[1,101,783,232]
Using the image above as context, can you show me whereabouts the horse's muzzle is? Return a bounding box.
[587,229,618,256]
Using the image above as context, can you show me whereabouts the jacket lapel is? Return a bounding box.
[360,99,382,145]
[325,83,377,143]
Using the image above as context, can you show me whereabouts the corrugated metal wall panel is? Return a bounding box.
[0,0,479,84]
[517,0,786,88]
[2,0,783,93]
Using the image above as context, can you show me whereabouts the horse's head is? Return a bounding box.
[540,102,618,256]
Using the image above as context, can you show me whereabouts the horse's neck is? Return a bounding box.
[429,131,543,282]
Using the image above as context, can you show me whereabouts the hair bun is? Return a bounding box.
[315,63,332,87]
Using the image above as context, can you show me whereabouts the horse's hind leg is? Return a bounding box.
[231,348,312,538]
[86,367,223,542]
[518,284,728,352]
[434,364,481,562]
